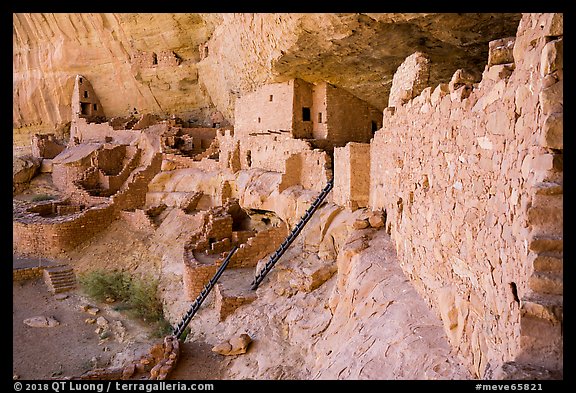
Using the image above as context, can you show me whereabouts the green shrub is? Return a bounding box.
[78,270,132,303]
[79,269,172,337]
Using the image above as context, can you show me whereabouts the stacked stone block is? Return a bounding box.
[43,265,76,293]
[70,335,180,380]
[368,13,562,378]
[333,142,370,210]
[13,266,44,281]
[228,225,288,269]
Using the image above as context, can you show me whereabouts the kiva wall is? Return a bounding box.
[368,13,562,378]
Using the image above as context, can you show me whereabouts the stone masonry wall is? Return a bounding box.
[234,81,295,138]
[13,203,118,258]
[236,135,331,192]
[333,142,370,210]
[14,148,162,259]
[228,224,288,269]
[13,266,44,281]
[369,13,562,378]
[324,83,382,146]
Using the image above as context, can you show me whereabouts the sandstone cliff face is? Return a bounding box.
[13,13,520,147]
[13,13,220,146]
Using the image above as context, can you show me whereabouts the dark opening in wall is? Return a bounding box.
[302,107,311,122]
[371,121,378,132]
[509,282,520,304]
[246,150,252,167]
[79,77,83,84]
[83,91,89,99]
[318,112,323,123]
[80,102,91,116]
[152,53,158,65]
[93,104,98,111]
[257,117,261,123]
[269,95,273,102]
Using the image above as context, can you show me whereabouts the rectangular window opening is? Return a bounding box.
[80,102,90,116]
[302,107,311,122]
[318,112,323,123]
[93,104,98,111]
[83,91,89,99]
[269,95,273,102]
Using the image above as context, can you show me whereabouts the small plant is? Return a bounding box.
[31,194,55,202]
[78,269,171,338]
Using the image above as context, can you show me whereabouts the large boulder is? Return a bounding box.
[13,155,40,195]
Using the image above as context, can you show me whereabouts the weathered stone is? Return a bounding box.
[488,37,515,66]
[121,363,135,380]
[477,136,493,150]
[84,318,96,324]
[542,13,563,37]
[54,293,69,300]
[539,82,563,115]
[541,38,563,76]
[86,307,100,316]
[229,333,252,355]
[389,52,430,108]
[484,64,514,81]
[430,83,449,106]
[352,219,369,230]
[530,154,554,172]
[540,112,563,149]
[211,341,233,355]
[13,155,40,194]
[448,69,480,93]
[212,334,252,356]
[96,316,109,327]
[368,212,384,228]
[24,316,60,328]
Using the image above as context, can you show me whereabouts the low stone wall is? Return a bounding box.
[13,150,161,259]
[228,224,288,268]
[13,203,118,259]
[13,266,44,281]
[183,261,218,301]
[66,335,180,380]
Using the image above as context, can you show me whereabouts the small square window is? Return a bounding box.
[302,107,311,122]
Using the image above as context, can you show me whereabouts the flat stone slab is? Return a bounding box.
[23,316,60,328]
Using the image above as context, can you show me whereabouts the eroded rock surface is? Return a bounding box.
[13,13,521,145]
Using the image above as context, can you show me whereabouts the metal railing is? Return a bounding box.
[250,179,334,290]
[172,246,239,339]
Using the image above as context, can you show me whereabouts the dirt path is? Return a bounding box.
[13,278,153,380]
[13,277,227,380]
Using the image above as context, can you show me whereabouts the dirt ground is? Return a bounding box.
[12,277,225,380]
[13,175,227,380]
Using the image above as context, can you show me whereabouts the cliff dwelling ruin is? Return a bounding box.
[13,12,562,382]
